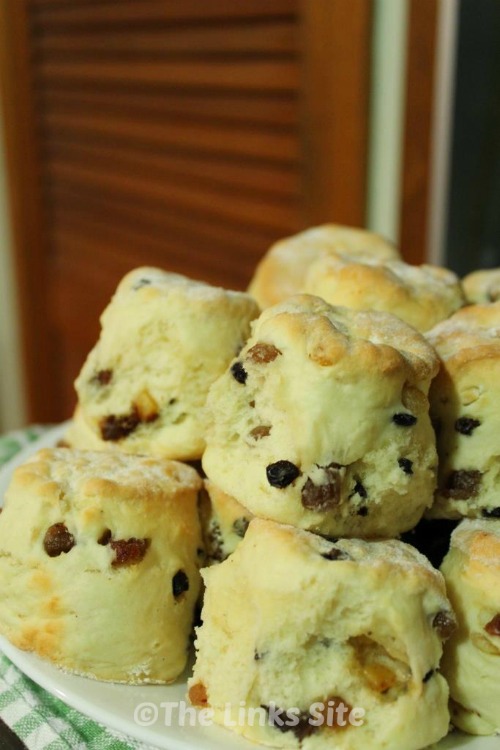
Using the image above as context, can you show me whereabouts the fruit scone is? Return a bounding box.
[248,225,400,309]
[302,255,465,332]
[0,448,203,683]
[203,295,439,538]
[426,302,500,519]
[66,267,259,461]
[440,518,500,735]
[188,518,455,750]
[462,268,500,303]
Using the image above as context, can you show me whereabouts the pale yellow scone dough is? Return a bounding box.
[248,225,399,309]
[462,268,500,304]
[440,519,500,735]
[189,518,454,750]
[303,256,465,332]
[426,302,500,519]
[199,480,254,563]
[66,267,259,460]
[0,448,203,684]
[203,295,439,538]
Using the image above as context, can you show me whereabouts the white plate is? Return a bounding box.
[0,425,496,750]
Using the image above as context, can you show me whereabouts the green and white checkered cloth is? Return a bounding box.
[0,428,154,750]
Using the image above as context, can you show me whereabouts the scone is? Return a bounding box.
[302,256,464,332]
[440,519,500,735]
[203,295,439,538]
[462,268,500,303]
[0,448,203,683]
[248,225,399,309]
[66,268,259,460]
[189,518,454,750]
[427,302,500,519]
[199,480,253,563]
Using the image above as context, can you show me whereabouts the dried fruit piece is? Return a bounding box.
[98,529,112,546]
[172,569,190,599]
[357,507,369,517]
[249,425,271,440]
[485,613,500,636]
[455,417,481,435]
[231,361,248,384]
[398,458,414,475]
[100,410,140,441]
[189,682,208,706]
[247,342,281,364]
[321,546,350,561]
[266,461,301,488]
[301,464,344,511]
[43,523,75,557]
[233,517,250,538]
[443,470,482,500]
[433,611,456,639]
[110,537,150,567]
[134,389,159,423]
[349,478,367,500]
[392,413,417,427]
[92,369,113,386]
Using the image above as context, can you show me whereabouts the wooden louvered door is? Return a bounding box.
[0,0,372,423]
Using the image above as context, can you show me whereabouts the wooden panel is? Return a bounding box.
[299,0,372,226]
[400,0,438,264]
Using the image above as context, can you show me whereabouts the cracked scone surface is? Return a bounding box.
[67,267,259,460]
[203,296,439,538]
[427,302,500,519]
[188,518,453,750]
[440,519,500,735]
[303,256,464,332]
[248,225,399,309]
[0,448,203,684]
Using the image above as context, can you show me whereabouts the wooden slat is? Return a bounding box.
[45,138,300,199]
[40,87,297,127]
[47,159,298,233]
[42,110,298,163]
[400,0,438,264]
[0,0,55,422]
[33,0,295,26]
[39,58,299,92]
[299,0,372,225]
[37,21,297,56]
[48,184,282,261]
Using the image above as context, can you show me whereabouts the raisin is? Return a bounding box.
[254,650,265,661]
[172,570,190,599]
[266,460,301,488]
[55,439,70,448]
[231,361,247,384]
[93,369,113,386]
[98,529,112,546]
[43,523,75,557]
[398,458,414,475]
[482,507,500,518]
[100,410,140,441]
[261,706,316,740]
[485,613,500,636]
[357,506,369,517]
[301,464,343,511]
[392,413,417,427]
[443,470,482,500]
[232,517,250,538]
[247,342,281,364]
[455,417,481,435]
[188,683,208,706]
[433,611,456,639]
[249,425,271,440]
[110,537,150,567]
[349,478,367,500]
[321,546,350,561]
[423,669,435,683]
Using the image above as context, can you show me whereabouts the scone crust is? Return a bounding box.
[463,268,500,304]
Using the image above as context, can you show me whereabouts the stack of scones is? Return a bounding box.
[0,226,498,750]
